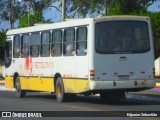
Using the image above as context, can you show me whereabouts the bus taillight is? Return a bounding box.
[90,69,95,76]
[129,72,135,75]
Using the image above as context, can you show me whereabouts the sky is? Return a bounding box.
[148,0,160,12]
[0,1,160,31]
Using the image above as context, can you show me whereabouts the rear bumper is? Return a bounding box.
[89,79,156,91]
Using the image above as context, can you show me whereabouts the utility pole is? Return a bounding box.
[104,0,107,16]
[9,0,14,29]
[62,0,66,21]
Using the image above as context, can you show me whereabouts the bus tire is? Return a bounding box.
[15,76,26,98]
[55,77,67,102]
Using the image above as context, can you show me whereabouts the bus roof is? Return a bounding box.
[6,15,149,36]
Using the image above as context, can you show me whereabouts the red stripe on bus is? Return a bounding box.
[155,86,160,88]
[0,83,5,85]
[141,72,145,74]
[129,72,134,74]
[0,81,5,84]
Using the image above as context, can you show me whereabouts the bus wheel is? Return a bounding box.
[15,76,26,98]
[55,77,67,102]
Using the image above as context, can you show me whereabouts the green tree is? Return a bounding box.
[108,1,122,15]
[106,0,158,15]
[19,11,46,28]
[21,0,59,20]
[147,12,160,59]
[0,31,6,61]
[66,0,102,18]
[23,0,54,13]
[0,0,22,29]
[67,0,158,17]
[0,31,6,47]
[0,0,57,29]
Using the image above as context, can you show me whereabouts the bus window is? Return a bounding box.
[21,34,30,58]
[52,30,62,57]
[41,32,50,57]
[30,33,41,57]
[5,41,12,68]
[64,28,75,56]
[13,35,20,58]
[95,21,150,54]
[76,27,87,56]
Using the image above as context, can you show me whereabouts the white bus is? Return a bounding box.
[5,16,156,102]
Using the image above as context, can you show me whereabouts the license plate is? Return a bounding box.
[118,75,129,80]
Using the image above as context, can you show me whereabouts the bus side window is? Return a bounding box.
[52,30,62,57]
[30,33,41,57]
[21,34,30,58]
[41,31,50,57]
[13,35,20,58]
[64,28,75,56]
[5,41,12,68]
[76,27,87,56]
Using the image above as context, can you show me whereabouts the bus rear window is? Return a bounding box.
[95,21,150,54]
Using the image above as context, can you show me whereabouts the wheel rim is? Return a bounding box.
[57,83,62,97]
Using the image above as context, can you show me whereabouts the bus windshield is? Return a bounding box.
[95,21,150,54]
